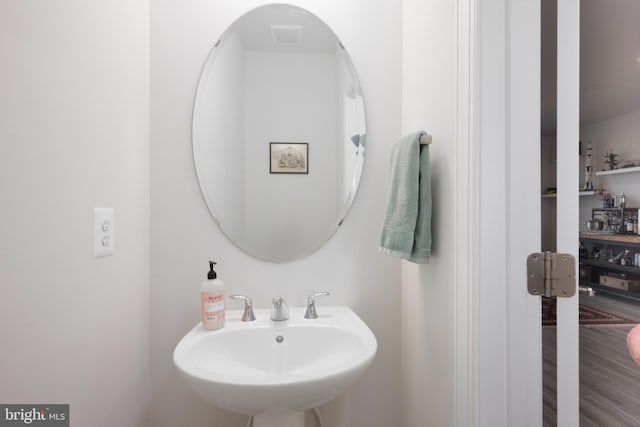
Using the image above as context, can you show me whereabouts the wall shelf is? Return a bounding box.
[579,232,640,246]
[541,191,596,198]
[595,166,640,176]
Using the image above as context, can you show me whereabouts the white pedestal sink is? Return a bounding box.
[173,306,377,427]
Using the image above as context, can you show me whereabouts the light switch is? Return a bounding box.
[93,207,114,258]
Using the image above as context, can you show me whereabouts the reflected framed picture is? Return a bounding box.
[269,142,309,174]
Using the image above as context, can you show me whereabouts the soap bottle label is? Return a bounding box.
[201,291,225,326]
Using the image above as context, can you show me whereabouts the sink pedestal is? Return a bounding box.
[252,410,305,427]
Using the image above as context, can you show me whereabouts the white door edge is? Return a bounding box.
[507,0,543,425]
[555,0,580,425]
[462,0,555,426]
[454,0,476,426]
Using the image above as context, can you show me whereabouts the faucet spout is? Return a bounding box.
[271,296,289,321]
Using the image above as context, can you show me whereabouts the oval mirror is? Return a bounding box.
[193,4,366,263]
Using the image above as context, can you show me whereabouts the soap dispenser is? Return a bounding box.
[200,261,225,330]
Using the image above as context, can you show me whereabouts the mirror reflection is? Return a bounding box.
[193,4,366,262]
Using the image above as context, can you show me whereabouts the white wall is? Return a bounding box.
[150,1,402,426]
[0,1,467,426]
[400,0,457,426]
[579,109,640,225]
[0,1,150,426]
[243,52,339,259]
[545,107,640,243]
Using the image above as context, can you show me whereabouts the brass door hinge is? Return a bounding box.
[527,252,576,297]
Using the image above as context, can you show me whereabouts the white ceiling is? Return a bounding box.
[542,0,640,135]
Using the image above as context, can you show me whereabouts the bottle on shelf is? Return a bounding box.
[618,193,626,208]
[579,242,589,259]
[627,213,635,234]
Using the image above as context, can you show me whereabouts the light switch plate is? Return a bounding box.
[93,207,114,258]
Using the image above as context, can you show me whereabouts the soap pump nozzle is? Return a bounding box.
[208,261,217,279]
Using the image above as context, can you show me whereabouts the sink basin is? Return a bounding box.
[173,306,377,419]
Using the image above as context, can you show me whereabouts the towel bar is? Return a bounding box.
[419,134,432,145]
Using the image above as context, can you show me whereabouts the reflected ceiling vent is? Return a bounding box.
[270,25,302,46]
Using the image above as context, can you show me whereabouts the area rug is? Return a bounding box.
[542,297,636,327]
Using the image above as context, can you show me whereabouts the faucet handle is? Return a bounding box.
[229,295,256,322]
[304,292,330,319]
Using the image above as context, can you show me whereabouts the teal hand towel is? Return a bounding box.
[379,131,432,263]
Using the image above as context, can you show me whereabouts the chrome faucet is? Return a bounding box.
[229,295,256,322]
[304,292,330,319]
[270,296,289,321]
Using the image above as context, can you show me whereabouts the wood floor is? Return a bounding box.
[543,292,640,426]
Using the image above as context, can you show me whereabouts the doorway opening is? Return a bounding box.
[541,1,640,425]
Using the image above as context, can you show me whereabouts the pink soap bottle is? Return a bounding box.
[200,261,225,330]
